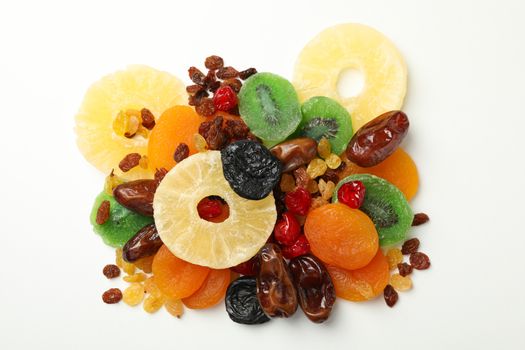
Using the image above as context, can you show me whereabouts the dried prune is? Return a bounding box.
[256,243,298,318]
[289,254,335,323]
[122,223,162,262]
[225,276,270,325]
[221,140,282,200]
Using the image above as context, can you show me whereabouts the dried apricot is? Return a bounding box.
[152,245,210,300]
[305,203,378,270]
[182,269,230,309]
[326,249,389,301]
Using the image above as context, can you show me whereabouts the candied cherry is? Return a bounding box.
[285,187,311,216]
[231,256,257,276]
[274,212,301,246]
[197,197,222,219]
[282,235,310,259]
[213,85,238,111]
[337,180,366,209]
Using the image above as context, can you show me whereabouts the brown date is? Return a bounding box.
[346,110,409,167]
[122,223,162,262]
[256,243,298,318]
[270,138,317,173]
[113,179,156,216]
[288,254,336,323]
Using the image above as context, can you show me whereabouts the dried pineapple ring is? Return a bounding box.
[153,151,277,269]
[293,23,407,131]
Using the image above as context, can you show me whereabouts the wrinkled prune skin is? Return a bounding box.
[221,140,282,200]
[270,137,317,173]
[256,243,298,318]
[113,179,157,216]
[346,110,409,167]
[122,223,162,262]
[225,277,270,325]
[289,254,336,323]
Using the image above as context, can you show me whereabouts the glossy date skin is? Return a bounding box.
[289,254,336,323]
[122,223,162,262]
[346,110,409,167]
[270,138,317,173]
[256,243,298,318]
[113,179,156,216]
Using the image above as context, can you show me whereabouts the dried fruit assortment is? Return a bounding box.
[76,23,432,323]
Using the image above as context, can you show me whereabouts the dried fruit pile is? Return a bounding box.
[76,23,431,324]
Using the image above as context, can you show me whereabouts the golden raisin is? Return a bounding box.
[386,248,403,270]
[143,295,165,313]
[122,259,136,275]
[390,273,412,292]
[193,133,208,152]
[317,137,331,159]
[306,158,327,179]
[115,248,124,268]
[164,298,184,318]
[321,181,335,201]
[139,155,149,169]
[122,283,145,306]
[325,153,342,169]
[104,171,124,195]
[134,255,154,273]
[280,173,296,193]
[306,179,319,194]
[123,273,147,283]
[135,125,149,138]
[310,196,329,210]
[144,277,163,298]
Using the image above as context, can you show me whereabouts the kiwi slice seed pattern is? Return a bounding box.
[256,85,280,126]
[301,117,339,140]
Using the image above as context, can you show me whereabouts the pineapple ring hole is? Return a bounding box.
[337,68,365,99]
[197,196,230,223]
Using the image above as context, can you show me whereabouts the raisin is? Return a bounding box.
[193,133,208,152]
[224,119,249,140]
[204,69,217,87]
[96,200,110,225]
[390,273,412,291]
[119,153,142,172]
[383,285,398,307]
[186,84,204,94]
[102,264,120,279]
[122,283,145,306]
[325,154,342,169]
[123,273,148,283]
[317,137,331,159]
[386,248,404,270]
[140,108,156,130]
[239,68,257,80]
[205,55,224,70]
[208,80,221,93]
[321,169,339,184]
[401,238,420,255]
[202,116,228,150]
[412,213,430,226]
[410,252,431,270]
[143,295,165,313]
[293,167,310,189]
[173,143,190,162]
[102,288,123,304]
[216,66,239,79]
[335,160,347,172]
[195,97,216,117]
[222,78,243,93]
[154,168,168,185]
[279,173,296,193]
[397,263,413,277]
[188,66,206,85]
[306,158,327,179]
[165,298,184,318]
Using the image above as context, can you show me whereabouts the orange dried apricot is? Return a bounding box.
[182,269,230,309]
[327,249,389,301]
[152,245,210,300]
[340,148,419,200]
[304,203,378,270]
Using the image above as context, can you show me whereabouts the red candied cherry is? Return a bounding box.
[230,256,257,276]
[213,85,238,111]
[273,212,301,246]
[282,235,310,259]
[285,187,311,216]
[337,181,366,209]
[197,197,222,219]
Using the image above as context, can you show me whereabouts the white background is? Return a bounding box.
[1,0,524,349]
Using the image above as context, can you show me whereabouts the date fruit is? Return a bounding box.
[256,243,298,318]
[288,254,336,323]
[113,179,157,216]
[122,223,162,262]
[225,276,270,325]
[270,137,317,173]
[346,110,409,167]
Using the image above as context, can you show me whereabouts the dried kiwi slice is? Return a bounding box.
[90,191,154,247]
[238,73,302,147]
[332,174,413,246]
[295,96,353,155]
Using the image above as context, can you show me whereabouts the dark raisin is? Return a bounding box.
[154,168,168,185]
[216,66,239,79]
[293,167,310,189]
[321,169,339,184]
[335,160,347,172]
[102,288,123,304]
[201,116,228,150]
[412,213,430,226]
[205,55,224,70]
[383,284,398,307]
[119,153,142,172]
[225,276,270,325]
[410,252,431,270]
[195,97,216,117]
[224,119,249,140]
[228,105,240,116]
[96,200,110,225]
[208,81,221,93]
[397,263,413,277]
[102,264,120,279]
[222,78,242,93]
[204,69,217,87]
[239,68,257,80]
[140,108,156,130]
[173,143,190,162]
[186,84,204,94]
[401,238,420,255]
[188,66,206,85]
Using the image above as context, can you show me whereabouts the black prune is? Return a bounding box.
[221,140,282,200]
[225,276,270,325]
[289,254,336,323]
